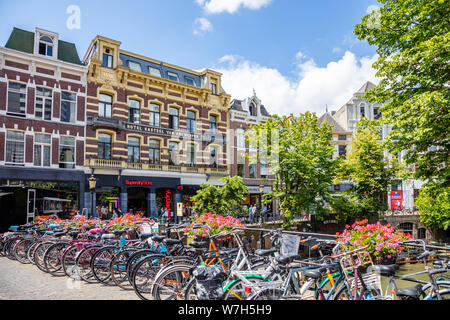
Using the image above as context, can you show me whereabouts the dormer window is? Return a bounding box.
[249,102,257,116]
[39,36,53,56]
[103,48,113,68]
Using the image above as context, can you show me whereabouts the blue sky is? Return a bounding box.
[0,0,381,115]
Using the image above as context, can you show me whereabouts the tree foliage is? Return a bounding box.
[251,112,339,229]
[331,119,400,221]
[190,176,248,217]
[416,185,450,230]
[354,0,450,189]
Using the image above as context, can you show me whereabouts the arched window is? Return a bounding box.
[149,104,160,127]
[169,107,179,130]
[169,142,179,166]
[187,111,196,133]
[149,139,160,164]
[98,133,112,160]
[128,99,140,124]
[249,103,257,116]
[128,137,140,163]
[99,94,112,118]
[39,36,53,56]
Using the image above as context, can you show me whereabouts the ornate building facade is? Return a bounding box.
[82,36,231,218]
[0,27,87,230]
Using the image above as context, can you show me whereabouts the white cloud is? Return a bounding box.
[193,17,213,35]
[215,51,379,116]
[195,0,272,14]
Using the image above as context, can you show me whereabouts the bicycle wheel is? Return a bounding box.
[422,281,450,300]
[44,242,69,276]
[5,238,21,260]
[248,287,284,300]
[62,244,83,278]
[27,241,40,265]
[75,245,102,283]
[91,246,118,285]
[13,238,33,264]
[110,248,138,290]
[222,275,269,300]
[151,264,194,300]
[131,254,167,300]
[126,249,159,286]
[34,241,54,273]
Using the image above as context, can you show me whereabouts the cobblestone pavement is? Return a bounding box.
[0,257,139,300]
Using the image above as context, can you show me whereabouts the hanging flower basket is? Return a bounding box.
[336,219,411,265]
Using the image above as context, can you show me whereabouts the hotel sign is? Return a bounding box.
[124,123,201,140]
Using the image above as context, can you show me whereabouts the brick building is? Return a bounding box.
[0,27,87,231]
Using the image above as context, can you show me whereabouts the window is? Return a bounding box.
[260,157,268,178]
[210,146,217,168]
[169,107,179,130]
[149,139,160,164]
[5,131,25,165]
[128,137,140,163]
[149,67,161,77]
[169,142,179,166]
[211,83,217,95]
[338,145,347,158]
[38,36,53,56]
[35,87,52,120]
[249,163,257,178]
[238,163,245,177]
[102,51,113,68]
[99,94,112,118]
[187,144,196,167]
[187,111,196,133]
[167,71,179,82]
[185,77,195,86]
[128,61,142,72]
[128,99,140,124]
[249,103,257,116]
[149,104,160,127]
[398,223,414,237]
[374,107,381,120]
[7,82,26,116]
[338,135,347,141]
[360,106,366,118]
[237,129,245,148]
[418,228,426,239]
[209,115,217,133]
[59,136,75,169]
[34,133,51,167]
[61,91,77,123]
[98,133,112,160]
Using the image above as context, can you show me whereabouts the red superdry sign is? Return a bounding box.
[125,180,153,186]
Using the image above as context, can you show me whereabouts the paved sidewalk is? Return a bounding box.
[0,257,139,300]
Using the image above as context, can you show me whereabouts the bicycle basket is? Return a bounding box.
[281,234,300,256]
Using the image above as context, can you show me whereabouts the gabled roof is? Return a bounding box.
[230,99,244,111]
[356,81,376,94]
[4,27,82,65]
[318,112,347,133]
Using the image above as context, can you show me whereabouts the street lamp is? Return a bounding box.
[88,174,98,219]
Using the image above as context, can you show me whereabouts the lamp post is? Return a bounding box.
[259,184,264,223]
[88,174,98,219]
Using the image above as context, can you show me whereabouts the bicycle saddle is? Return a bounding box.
[396,284,423,299]
[276,254,300,265]
[254,248,277,257]
[139,232,152,240]
[163,238,182,246]
[101,234,116,240]
[151,235,165,242]
[303,269,323,280]
[189,240,208,248]
[369,264,399,277]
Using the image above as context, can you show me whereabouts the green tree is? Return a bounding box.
[191,176,248,217]
[416,185,450,230]
[331,119,399,221]
[354,0,450,190]
[251,112,339,229]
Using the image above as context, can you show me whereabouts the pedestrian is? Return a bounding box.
[251,205,257,223]
[112,209,118,219]
[262,204,267,223]
[248,205,253,223]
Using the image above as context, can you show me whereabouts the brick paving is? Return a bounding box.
[0,257,139,300]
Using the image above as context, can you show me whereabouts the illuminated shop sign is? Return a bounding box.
[125,123,201,140]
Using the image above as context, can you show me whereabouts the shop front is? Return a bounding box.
[0,167,85,232]
[84,174,182,220]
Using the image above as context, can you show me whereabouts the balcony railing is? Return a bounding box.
[85,159,228,175]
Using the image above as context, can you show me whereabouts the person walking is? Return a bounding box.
[248,205,253,223]
[251,204,257,224]
[262,204,267,223]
